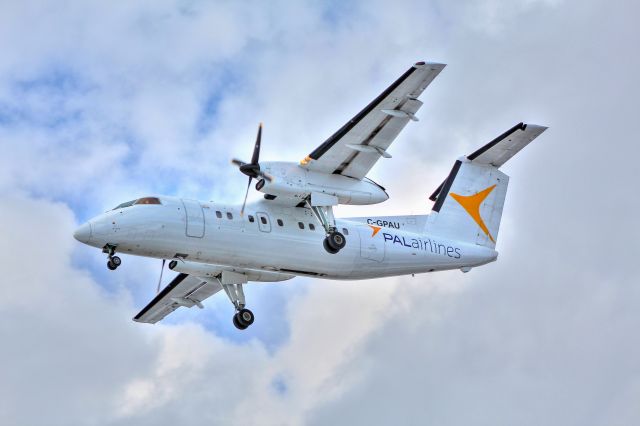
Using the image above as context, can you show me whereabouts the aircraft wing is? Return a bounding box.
[300,61,445,180]
[133,273,222,324]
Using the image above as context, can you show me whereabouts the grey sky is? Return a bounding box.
[0,0,638,425]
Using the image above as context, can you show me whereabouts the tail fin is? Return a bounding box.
[426,122,547,248]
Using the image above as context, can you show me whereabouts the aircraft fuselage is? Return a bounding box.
[75,196,497,280]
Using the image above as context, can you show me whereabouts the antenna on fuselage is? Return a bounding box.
[156,259,166,294]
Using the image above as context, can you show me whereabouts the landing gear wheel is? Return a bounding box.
[103,245,120,271]
[323,238,340,254]
[233,314,248,330]
[255,179,265,191]
[237,308,255,327]
[232,309,254,330]
[327,231,346,250]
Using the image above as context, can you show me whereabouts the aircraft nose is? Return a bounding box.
[73,222,92,244]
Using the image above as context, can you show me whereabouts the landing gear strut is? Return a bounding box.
[306,198,346,254]
[222,280,255,330]
[103,244,121,270]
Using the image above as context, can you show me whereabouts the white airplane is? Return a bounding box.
[74,61,547,330]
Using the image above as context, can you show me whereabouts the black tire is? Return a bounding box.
[327,231,346,250]
[233,314,248,330]
[237,308,255,327]
[323,238,340,254]
[255,179,266,191]
[111,256,122,266]
[168,260,178,270]
[107,260,117,270]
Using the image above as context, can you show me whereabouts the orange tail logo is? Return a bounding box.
[450,185,496,243]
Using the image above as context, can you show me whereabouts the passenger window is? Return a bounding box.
[135,197,162,205]
[277,219,284,226]
[248,215,255,223]
[260,216,267,225]
[298,222,305,229]
[227,212,233,220]
[309,223,315,231]
[216,211,222,218]
[342,228,349,235]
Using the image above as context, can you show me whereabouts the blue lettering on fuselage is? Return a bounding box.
[381,232,462,259]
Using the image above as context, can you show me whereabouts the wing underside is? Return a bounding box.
[133,264,294,324]
[301,61,445,180]
[133,273,222,324]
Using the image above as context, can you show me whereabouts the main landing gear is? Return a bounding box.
[222,278,255,330]
[233,308,255,330]
[103,244,121,270]
[306,199,346,254]
[323,231,346,254]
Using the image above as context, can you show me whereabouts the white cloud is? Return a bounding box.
[0,0,639,425]
[0,192,410,424]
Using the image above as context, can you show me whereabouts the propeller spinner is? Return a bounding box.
[231,123,273,215]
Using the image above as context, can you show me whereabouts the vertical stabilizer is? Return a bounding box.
[426,123,547,248]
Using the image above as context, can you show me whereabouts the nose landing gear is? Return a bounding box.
[107,256,121,270]
[103,244,121,270]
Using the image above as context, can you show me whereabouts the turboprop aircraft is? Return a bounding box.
[73,61,547,330]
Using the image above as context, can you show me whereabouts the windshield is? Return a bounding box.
[113,197,162,210]
[135,197,162,205]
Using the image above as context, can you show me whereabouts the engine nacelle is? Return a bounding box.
[168,259,294,282]
[259,161,388,205]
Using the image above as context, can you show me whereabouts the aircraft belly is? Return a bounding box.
[187,226,358,278]
[170,224,495,281]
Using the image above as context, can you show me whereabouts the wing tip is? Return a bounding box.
[523,123,549,132]
[132,315,157,324]
[414,61,447,70]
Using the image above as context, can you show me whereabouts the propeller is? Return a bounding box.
[156,259,166,294]
[231,123,273,215]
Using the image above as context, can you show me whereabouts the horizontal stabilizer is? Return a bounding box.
[467,122,547,167]
[430,122,547,202]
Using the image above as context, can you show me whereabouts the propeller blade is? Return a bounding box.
[257,170,274,182]
[240,176,252,216]
[157,259,166,294]
[250,123,262,165]
[234,123,265,212]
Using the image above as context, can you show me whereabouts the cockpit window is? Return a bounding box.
[113,200,136,210]
[112,197,162,210]
[135,197,162,205]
